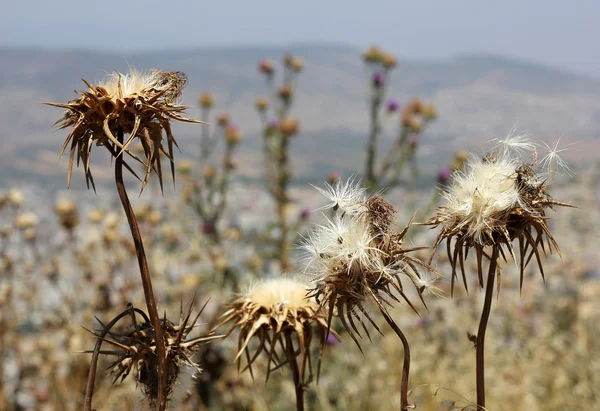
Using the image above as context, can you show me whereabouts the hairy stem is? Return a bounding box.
[365,90,382,188]
[114,128,167,411]
[476,246,499,411]
[285,332,305,411]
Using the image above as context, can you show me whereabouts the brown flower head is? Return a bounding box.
[278,84,293,103]
[216,112,230,127]
[45,69,201,190]
[279,117,300,137]
[299,178,438,352]
[258,60,275,76]
[363,45,384,63]
[426,134,573,295]
[224,124,242,145]
[255,96,269,112]
[88,302,221,405]
[381,53,398,70]
[198,92,215,109]
[215,278,335,383]
[55,198,79,232]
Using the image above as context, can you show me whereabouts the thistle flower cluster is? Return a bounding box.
[90,303,220,405]
[215,278,333,383]
[427,134,572,293]
[45,69,200,190]
[300,178,437,349]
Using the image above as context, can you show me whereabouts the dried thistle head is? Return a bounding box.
[215,278,333,383]
[299,179,437,352]
[88,302,221,405]
[427,133,574,294]
[45,69,201,190]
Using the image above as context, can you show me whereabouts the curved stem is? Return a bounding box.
[285,332,304,411]
[114,128,167,410]
[476,246,499,411]
[83,307,137,410]
[379,307,412,411]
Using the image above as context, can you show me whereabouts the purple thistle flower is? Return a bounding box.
[326,331,339,346]
[268,119,279,129]
[299,208,311,221]
[437,166,452,185]
[387,99,399,112]
[372,72,384,88]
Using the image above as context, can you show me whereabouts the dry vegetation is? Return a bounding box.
[0,47,598,411]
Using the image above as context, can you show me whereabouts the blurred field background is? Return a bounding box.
[1,1,599,410]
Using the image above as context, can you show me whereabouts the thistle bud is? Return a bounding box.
[437,166,452,185]
[199,92,215,109]
[402,113,422,132]
[224,124,242,145]
[255,97,269,112]
[88,208,105,224]
[278,84,293,103]
[203,165,216,181]
[55,199,79,232]
[381,53,398,70]
[6,190,24,207]
[422,104,437,120]
[177,159,193,176]
[279,117,299,137]
[225,157,237,170]
[284,53,295,69]
[387,99,400,113]
[372,72,384,88]
[407,98,423,114]
[327,171,341,185]
[363,45,384,63]
[292,58,305,73]
[216,113,230,127]
[259,59,275,76]
[15,212,38,230]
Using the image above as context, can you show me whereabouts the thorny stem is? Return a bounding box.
[114,127,167,411]
[377,303,413,411]
[285,332,305,411]
[475,246,499,411]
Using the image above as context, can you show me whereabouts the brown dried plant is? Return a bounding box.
[215,278,336,411]
[45,69,201,191]
[47,68,201,411]
[84,301,221,407]
[426,134,574,410]
[299,178,439,410]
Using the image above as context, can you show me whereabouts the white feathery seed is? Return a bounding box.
[246,278,312,308]
[313,176,368,215]
[441,152,520,243]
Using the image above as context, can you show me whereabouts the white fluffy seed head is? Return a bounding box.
[313,176,368,216]
[441,152,520,243]
[246,278,312,308]
[99,69,161,99]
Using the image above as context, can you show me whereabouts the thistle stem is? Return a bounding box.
[475,246,499,411]
[114,127,167,411]
[285,332,305,411]
[365,90,382,189]
[378,304,412,411]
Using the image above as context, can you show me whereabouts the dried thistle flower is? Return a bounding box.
[215,278,334,383]
[45,69,201,190]
[87,302,221,406]
[55,198,79,232]
[279,117,300,137]
[255,96,269,112]
[15,212,39,230]
[6,189,24,207]
[363,45,384,64]
[300,181,435,349]
[427,134,573,294]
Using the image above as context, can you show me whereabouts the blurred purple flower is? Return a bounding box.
[326,332,339,345]
[372,72,384,88]
[299,208,311,221]
[202,222,216,235]
[268,119,279,129]
[387,99,400,112]
[437,166,452,185]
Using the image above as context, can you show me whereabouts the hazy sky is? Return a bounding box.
[2,0,598,77]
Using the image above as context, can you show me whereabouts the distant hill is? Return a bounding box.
[1,44,599,187]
